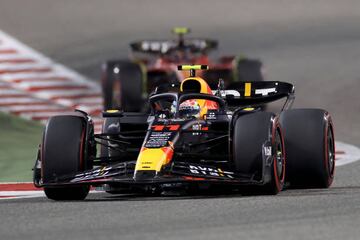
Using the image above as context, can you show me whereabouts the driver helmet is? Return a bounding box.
[179,99,201,119]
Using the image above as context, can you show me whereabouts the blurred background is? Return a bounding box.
[1,0,359,145]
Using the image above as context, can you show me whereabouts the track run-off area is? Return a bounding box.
[0,30,103,133]
[0,1,360,240]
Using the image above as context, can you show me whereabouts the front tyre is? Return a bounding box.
[42,114,94,200]
[233,112,285,195]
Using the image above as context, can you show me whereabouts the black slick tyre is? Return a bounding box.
[280,109,335,188]
[42,115,92,200]
[101,60,145,111]
[233,112,285,195]
[234,58,264,82]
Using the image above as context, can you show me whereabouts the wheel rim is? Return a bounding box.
[327,127,335,177]
[275,129,285,182]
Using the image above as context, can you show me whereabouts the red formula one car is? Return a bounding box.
[101,28,264,112]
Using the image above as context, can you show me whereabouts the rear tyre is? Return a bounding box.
[234,58,267,110]
[42,115,93,200]
[101,60,145,111]
[280,109,335,188]
[233,112,285,195]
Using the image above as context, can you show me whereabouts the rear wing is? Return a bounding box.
[130,39,218,54]
[223,81,295,107]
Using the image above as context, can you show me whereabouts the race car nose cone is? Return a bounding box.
[134,170,156,181]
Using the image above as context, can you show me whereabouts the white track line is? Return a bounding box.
[0,89,24,95]
[0,30,102,124]
[19,112,75,119]
[0,97,47,104]
[335,141,360,166]
[0,191,45,200]
[0,54,35,61]
[0,62,51,71]
[0,72,71,82]
[55,97,103,106]
[0,105,69,113]
[0,30,100,90]
[0,190,101,200]
[16,81,88,89]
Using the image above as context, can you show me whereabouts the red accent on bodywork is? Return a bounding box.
[167,125,180,131]
[160,147,174,165]
[151,125,180,131]
[152,125,165,131]
[183,176,206,181]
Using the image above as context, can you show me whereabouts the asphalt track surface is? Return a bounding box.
[0,1,360,239]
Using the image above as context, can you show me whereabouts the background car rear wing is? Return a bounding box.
[130,39,218,54]
[223,81,295,108]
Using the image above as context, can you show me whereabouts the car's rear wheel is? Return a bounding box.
[101,60,145,111]
[42,114,94,200]
[233,112,285,194]
[280,109,335,188]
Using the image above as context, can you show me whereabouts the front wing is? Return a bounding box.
[36,161,266,188]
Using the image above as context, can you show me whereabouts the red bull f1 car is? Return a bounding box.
[102,28,265,112]
[33,65,335,200]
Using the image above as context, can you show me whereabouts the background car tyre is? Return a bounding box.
[42,115,93,200]
[233,112,285,195]
[234,57,264,82]
[101,60,145,111]
[280,109,335,188]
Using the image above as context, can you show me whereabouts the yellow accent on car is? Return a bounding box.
[180,77,209,93]
[135,148,173,172]
[178,65,209,71]
[243,107,255,111]
[244,82,251,97]
[106,109,119,113]
[172,27,190,34]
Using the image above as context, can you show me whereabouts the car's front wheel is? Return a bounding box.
[233,112,285,194]
[42,114,94,200]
